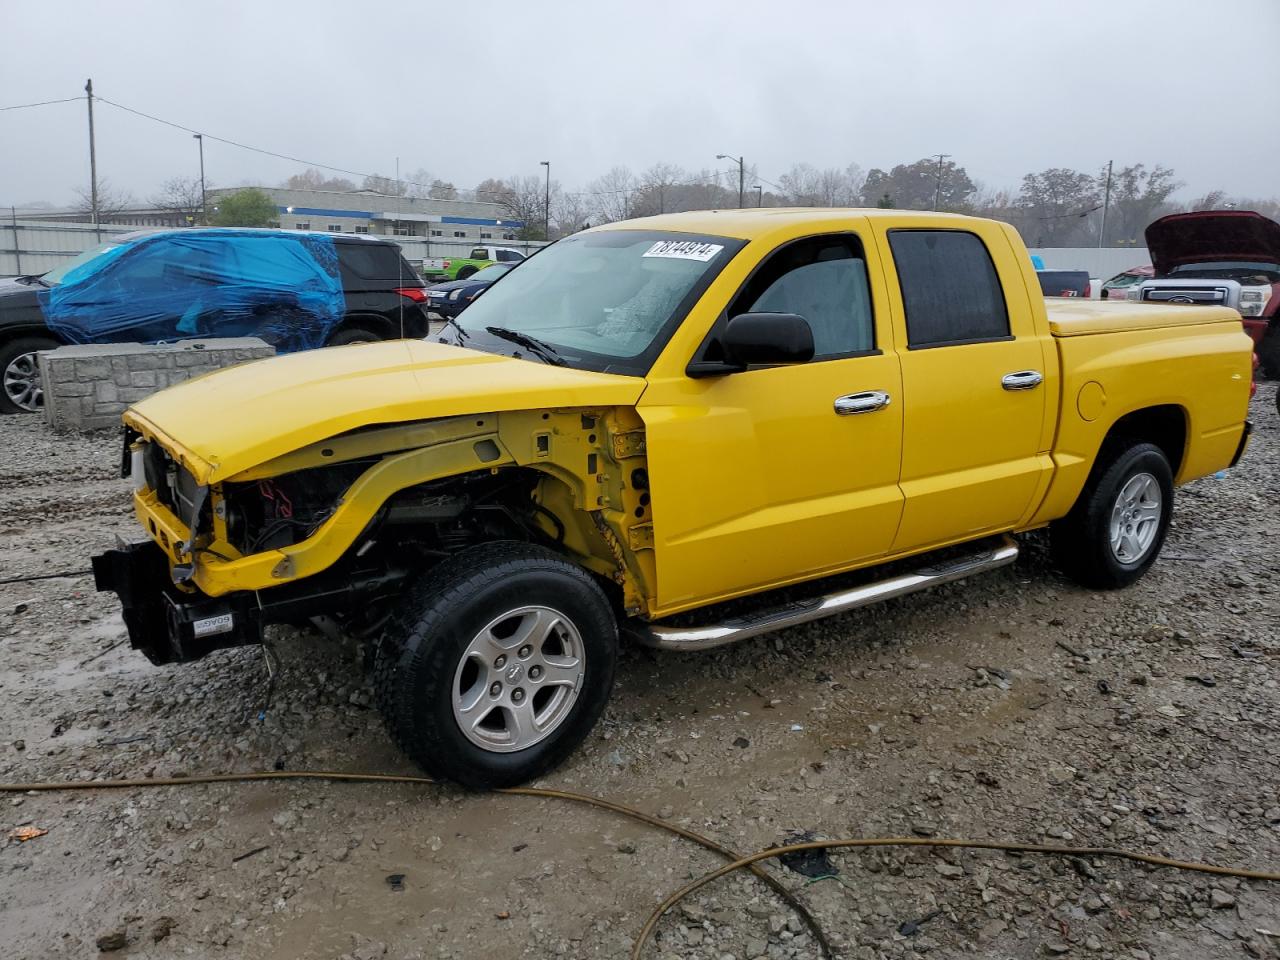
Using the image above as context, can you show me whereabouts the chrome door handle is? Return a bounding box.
[834,391,891,415]
[1001,370,1043,391]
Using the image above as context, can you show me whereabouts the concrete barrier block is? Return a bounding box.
[40,338,275,433]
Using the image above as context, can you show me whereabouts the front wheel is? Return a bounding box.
[1051,441,1174,589]
[1,336,59,414]
[373,542,618,789]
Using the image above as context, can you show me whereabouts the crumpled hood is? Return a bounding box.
[124,339,646,483]
[1146,211,1280,276]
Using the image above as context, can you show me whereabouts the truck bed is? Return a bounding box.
[1045,299,1240,337]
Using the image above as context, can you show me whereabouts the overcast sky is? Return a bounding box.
[3,0,1278,209]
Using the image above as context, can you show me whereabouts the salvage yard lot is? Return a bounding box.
[1,388,1277,960]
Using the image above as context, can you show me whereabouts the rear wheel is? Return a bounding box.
[326,326,380,346]
[373,542,617,789]
[1,336,59,414]
[1257,325,1280,380]
[1051,441,1174,589]
[455,266,478,281]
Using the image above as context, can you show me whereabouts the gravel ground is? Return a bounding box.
[1,387,1277,960]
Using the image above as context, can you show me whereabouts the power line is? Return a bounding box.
[0,96,84,112]
[95,96,389,185]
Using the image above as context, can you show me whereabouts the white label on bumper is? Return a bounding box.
[193,613,234,638]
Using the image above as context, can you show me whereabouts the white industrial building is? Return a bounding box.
[210,187,524,242]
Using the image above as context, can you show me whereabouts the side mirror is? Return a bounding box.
[721,312,814,367]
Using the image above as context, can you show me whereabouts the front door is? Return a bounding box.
[639,230,905,614]
[869,223,1056,553]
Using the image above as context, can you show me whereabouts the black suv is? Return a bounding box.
[0,228,428,413]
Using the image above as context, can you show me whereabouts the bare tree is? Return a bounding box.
[777,163,864,206]
[552,191,591,236]
[629,163,686,216]
[428,180,458,200]
[588,167,638,224]
[362,173,408,196]
[472,176,558,239]
[72,179,135,219]
[150,176,207,224]
[284,168,356,192]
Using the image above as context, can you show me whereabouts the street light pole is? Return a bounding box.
[716,154,745,208]
[193,133,206,226]
[539,161,550,240]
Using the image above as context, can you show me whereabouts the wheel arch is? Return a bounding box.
[1098,403,1189,479]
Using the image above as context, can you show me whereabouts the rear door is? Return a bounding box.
[869,222,1056,553]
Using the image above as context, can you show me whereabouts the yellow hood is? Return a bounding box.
[125,340,645,483]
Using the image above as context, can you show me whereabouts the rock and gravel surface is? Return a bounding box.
[1,387,1277,960]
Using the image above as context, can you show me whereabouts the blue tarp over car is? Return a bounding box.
[39,230,345,352]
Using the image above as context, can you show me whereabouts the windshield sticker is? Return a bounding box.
[642,240,724,262]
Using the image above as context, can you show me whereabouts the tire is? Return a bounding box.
[326,326,380,347]
[1051,441,1174,590]
[1258,325,1280,381]
[1,336,59,414]
[373,542,618,789]
[455,266,478,281]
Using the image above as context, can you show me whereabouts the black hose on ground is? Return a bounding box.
[3,771,1278,960]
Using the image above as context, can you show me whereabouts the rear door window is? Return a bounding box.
[889,231,1010,348]
[338,242,414,281]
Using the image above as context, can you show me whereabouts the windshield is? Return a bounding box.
[471,263,513,281]
[1170,261,1280,282]
[41,241,126,285]
[449,229,743,375]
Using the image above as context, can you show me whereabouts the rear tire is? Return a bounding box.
[1051,441,1174,589]
[326,326,380,346]
[373,542,617,789]
[1258,325,1280,380]
[455,266,478,281]
[1,336,59,414]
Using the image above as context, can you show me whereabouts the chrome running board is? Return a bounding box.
[636,536,1019,651]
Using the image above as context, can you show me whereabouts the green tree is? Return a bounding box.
[1016,168,1100,246]
[211,189,278,228]
[1105,164,1181,246]
[859,158,975,211]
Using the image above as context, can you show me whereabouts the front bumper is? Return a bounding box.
[92,540,265,665]
[92,538,407,665]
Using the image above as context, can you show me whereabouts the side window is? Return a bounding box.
[728,235,874,358]
[888,230,1010,348]
[497,250,522,262]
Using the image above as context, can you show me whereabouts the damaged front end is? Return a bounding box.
[92,408,655,666]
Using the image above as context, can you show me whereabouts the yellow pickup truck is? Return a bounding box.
[93,209,1254,787]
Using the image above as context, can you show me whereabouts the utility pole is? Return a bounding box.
[755,185,763,207]
[716,154,745,208]
[193,134,206,225]
[85,78,99,236]
[540,161,550,240]
[932,153,951,211]
[1098,159,1113,248]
